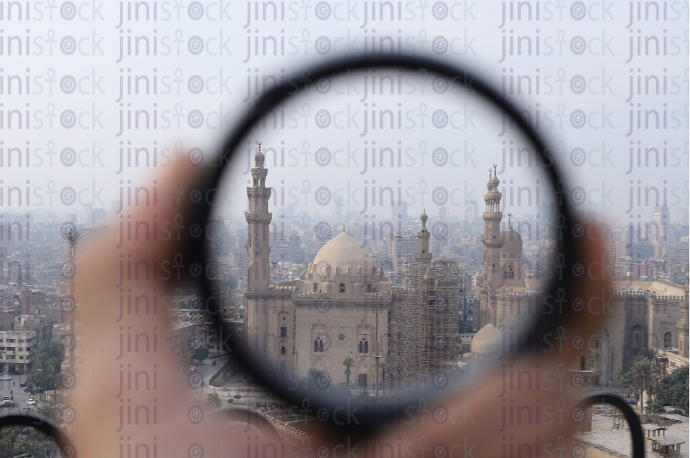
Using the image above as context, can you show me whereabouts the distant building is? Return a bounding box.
[0,330,36,374]
[388,231,417,261]
[20,290,30,315]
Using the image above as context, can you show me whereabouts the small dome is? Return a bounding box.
[421,210,428,224]
[255,150,265,166]
[471,324,502,359]
[500,224,522,253]
[486,170,500,191]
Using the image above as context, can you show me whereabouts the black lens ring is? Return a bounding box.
[577,393,645,458]
[191,54,578,437]
[0,413,77,456]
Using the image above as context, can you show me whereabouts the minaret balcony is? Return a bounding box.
[247,188,272,197]
[245,214,273,223]
[482,213,503,221]
[480,235,503,247]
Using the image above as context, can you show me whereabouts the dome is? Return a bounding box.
[254,150,265,166]
[486,168,500,191]
[312,231,370,274]
[489,175,500,189]
[471,324,502,359]
[500,224,522,253]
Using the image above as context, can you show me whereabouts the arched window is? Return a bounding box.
[664,332,672,348]
[364,340,369,353]
[280,326,287,338]
[339,283,345,293]
[281,346,286,355]
[358,340,363,353]
[580,355,586,370]
[319,338,325,352]
[314,339,319,352]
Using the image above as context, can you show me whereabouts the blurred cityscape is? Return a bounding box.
[0,159,685,453]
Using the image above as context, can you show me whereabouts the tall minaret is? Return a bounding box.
[416,210,432,262]
[246,143,272,289]
[481,165,503,289]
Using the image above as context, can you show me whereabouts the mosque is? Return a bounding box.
[243,147,688,392]
[243,146,459,390]
[470,166,688,388]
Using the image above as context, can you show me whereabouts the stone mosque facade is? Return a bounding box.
[243,148,460,390]
[244,148,688,392]
[473,167,689,387]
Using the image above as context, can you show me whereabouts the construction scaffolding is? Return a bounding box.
[389,257,460,392]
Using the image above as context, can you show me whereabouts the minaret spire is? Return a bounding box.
[246,142,272,289]
[481,163,504,300]
[416,210,431,260]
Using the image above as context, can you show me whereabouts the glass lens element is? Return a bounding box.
[207,66,557,401]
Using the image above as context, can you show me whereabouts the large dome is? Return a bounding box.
[313,231,370,272]
[471,324,502,360]
[500,224,522,254]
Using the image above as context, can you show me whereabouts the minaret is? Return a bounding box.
[416,210,432,262]
[482,165,503,288]
[246,143,272,289]
[479,165,503,329]
[245,143,291,369]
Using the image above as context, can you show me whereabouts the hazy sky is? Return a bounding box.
[1,2,686,223]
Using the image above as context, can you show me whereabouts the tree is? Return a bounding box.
[0,426,21,457]
[28,341,65,392]
[657,365,689,415]
[343,357,354,390]
[631,358,652,412]
[630,348,667,412]
[21,427,58,458]
[194,347,210,364]
[206,393,221,409]
[35,403,59,424]
[618,372,631,400]
[646,397,665,413]
[234,391,242,404]
[640,348,665,391]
